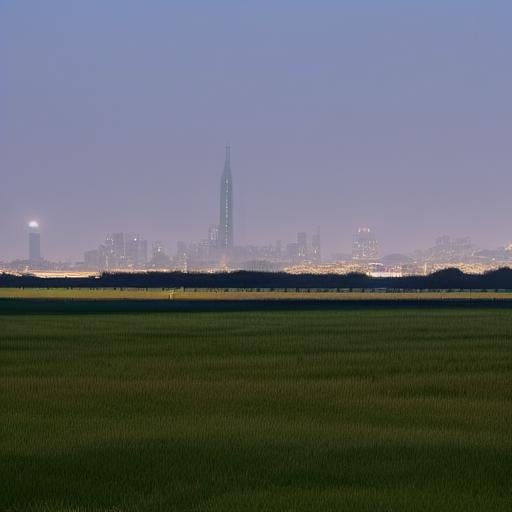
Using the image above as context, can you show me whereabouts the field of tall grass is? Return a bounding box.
[1,308,511,511]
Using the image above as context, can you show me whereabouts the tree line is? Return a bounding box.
[2,267,512,290]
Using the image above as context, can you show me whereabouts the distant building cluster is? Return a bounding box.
[3,146,512,277]
[425,236,473,263]
[84,233,148,270]
[173,230,321,272]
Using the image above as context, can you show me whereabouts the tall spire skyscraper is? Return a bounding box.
[219,146,234,251]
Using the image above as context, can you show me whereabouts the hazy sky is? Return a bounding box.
[2,1,512,261]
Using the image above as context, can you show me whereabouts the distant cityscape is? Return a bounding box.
[3,147,512,277]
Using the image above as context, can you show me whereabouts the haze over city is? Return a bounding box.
[2,1,512,262]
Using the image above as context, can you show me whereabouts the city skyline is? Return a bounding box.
[2,2,512,261]
[5,139,512,265]
[6,166,512,276]
[5,142,512,267]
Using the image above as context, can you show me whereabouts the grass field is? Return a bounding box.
[2,287,512,301]
[1,308,511,511]
[0,288,171,300]
[174,289,512,301]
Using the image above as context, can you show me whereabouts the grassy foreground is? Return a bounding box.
[1,309,511,511]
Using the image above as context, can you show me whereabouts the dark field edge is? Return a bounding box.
[2,298,512,314]
[3,267,512,289]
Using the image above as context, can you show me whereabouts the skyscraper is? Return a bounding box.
[208,224,219,247]
[28,221,41,264]
[105,232,125,269]
[218,146,233,251]
[125,234,148,268]
[297,232,308,260]
[311,230,321,263]
[352,227,379,261]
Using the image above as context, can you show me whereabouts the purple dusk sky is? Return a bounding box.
[1,1,511,261]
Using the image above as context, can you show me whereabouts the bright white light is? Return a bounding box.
[28,221,39,229]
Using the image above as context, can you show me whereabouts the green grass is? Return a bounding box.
[1,309,511,511]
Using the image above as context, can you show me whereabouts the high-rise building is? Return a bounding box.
[352,227,379,261]
[149,241,170,269]
[311,230,321,263]
[208,224,219,247]
[152,241,165,260]
[286,242,300,263]
[105,232,125,268]
[431,236,473,262]
[28,221,41,264]
[297,232,308,260]
[207,224,220,259]
[175,241,188,271]
[125,234,148,268]
[218,146,233,251]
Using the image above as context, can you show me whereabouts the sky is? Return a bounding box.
[1,0,512,261]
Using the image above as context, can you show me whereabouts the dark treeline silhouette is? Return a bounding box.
[2,268,512,290]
